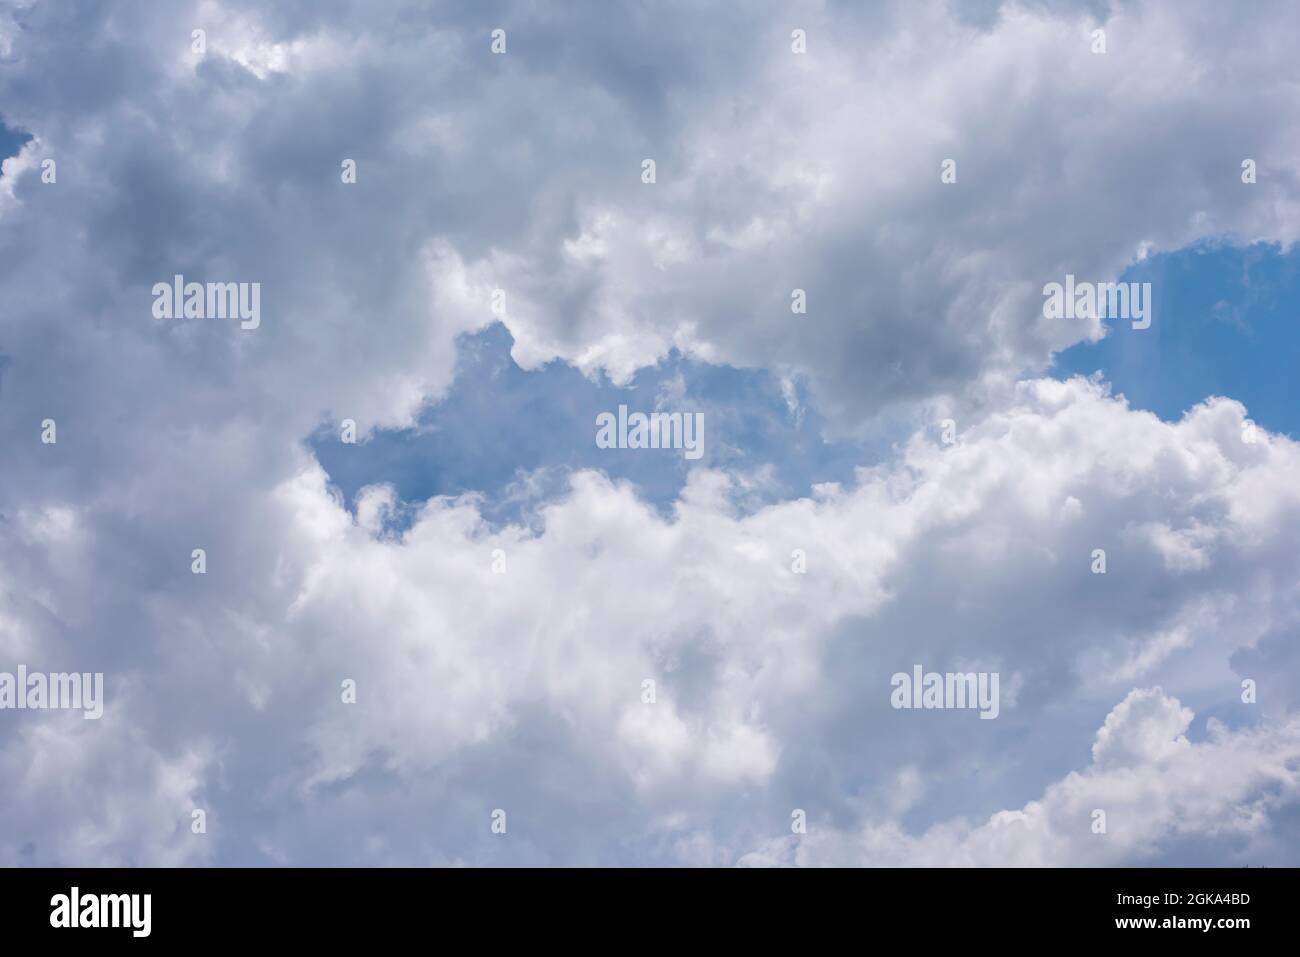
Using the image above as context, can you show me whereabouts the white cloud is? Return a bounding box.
[4,375,1295,862]
[740,689,1300,867]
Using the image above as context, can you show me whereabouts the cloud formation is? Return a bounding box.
[5,371,1298,864]
[1,0,1299,865]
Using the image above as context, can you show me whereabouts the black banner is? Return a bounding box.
[0,867,1283,944]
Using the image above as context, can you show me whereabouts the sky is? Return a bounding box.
[2,0,1300,867]
[1056,242,1300,437]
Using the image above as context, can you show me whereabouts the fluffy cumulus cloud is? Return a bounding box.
[1,0,1299,865]
[5,371,1300,864]
[740,689,1300,867]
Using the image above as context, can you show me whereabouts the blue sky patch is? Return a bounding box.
[0,117,31,170]
[310,322,888,525]
[1054,242,1300,438]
